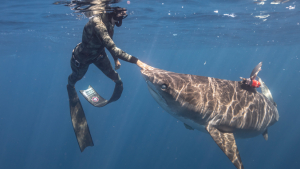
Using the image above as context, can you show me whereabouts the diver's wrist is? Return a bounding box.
[129,56,138,64]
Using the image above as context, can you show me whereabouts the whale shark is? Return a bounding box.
[141,67,279,169]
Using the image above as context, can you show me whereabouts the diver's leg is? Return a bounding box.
[93,52,123,103]
[94,52,121,83]
[67,55,94,151]
[68,56,89,87]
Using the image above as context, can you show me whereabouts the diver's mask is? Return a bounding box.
[112,7,128,27]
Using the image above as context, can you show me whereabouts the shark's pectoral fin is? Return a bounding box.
[262,129,268,141]
[206,125,244,169]
[184,123,194,130]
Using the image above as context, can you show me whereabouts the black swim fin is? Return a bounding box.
[67,85,94,152]
[80,82,123,107]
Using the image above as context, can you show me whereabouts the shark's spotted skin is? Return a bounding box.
[141,68,279,169]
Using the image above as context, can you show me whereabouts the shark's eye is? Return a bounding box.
[161,84,167,90]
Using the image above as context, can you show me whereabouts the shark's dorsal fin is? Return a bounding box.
[262,129,268,141]
[184,123,194,130]
[206,125,244,169]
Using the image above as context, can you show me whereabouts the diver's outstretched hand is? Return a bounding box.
[137,60,154,70]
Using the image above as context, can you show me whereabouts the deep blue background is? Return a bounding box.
[0,0,300,169]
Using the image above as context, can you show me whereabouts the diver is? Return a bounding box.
[66,7,152,152]
[68,7,150,94]
[240,62,262,88]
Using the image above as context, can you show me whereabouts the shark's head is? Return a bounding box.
[141,68,190,114]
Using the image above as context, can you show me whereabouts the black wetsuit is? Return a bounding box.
[68,13,137,86]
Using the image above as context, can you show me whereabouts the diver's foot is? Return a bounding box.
[137,60,154,70]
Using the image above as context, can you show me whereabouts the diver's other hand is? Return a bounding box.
[115,59,121,70]
[137,60,154,70]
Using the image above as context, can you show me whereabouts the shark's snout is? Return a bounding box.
[140,69,152,82]
[140,69,162,99]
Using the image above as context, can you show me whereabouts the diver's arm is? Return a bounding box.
[94,17,138,64]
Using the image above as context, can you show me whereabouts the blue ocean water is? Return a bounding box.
[0,0,300,168]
